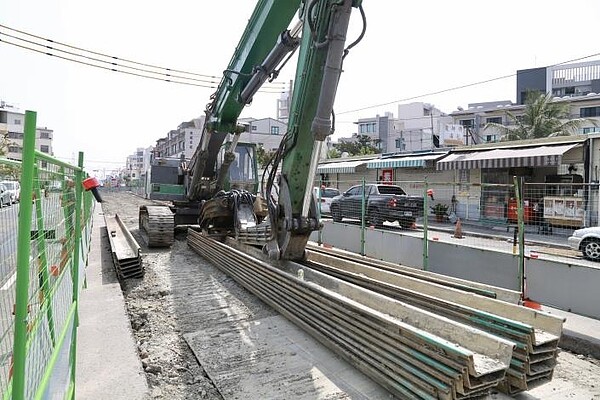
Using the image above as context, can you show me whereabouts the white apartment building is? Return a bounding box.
[125,147,153,181]
[154,116,205,159]
[350,104,451,154]
[1,101,54,160]
[238,117,287,152]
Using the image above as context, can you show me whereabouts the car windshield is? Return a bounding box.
[2,182,15,190]
[321,188,339,198]
[377,185,406,195]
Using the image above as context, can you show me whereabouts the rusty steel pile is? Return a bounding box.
[187,229,564,399]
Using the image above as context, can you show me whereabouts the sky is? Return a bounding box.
[1,0,600,173]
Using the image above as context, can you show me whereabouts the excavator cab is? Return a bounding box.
[225,142,259,193]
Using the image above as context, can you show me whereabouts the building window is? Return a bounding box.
[40,131,50,139]
[14,119,21,125]
[486,117,502,125]
[580,107,600,118]
[459,169,470,191]
[40,145,50,153]
[8,132,23,139]
[485,135,498,143]
[582,127,600,134]
[459,119,474,128]
[270,126,280,135]
[8,146,21,153]
[251,125,257,131]
[41,161,47,168]
[395,138,406,150]
[0,111,6,123]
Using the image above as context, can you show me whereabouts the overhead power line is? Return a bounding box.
[0,24,288,92]
[337,52,600,115]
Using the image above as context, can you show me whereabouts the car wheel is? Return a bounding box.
[582,238,600,261]
[400,218,416,229]
[331,205,342,222]
[367,208,382,226]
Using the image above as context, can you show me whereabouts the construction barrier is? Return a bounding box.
[0,111,95,400]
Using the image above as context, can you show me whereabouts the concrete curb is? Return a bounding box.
[76,209,149,399]
[542,306,600,359]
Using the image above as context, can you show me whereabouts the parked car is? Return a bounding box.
[1,181,20,203]
[313,186,340,215]
[330,183,424,228]
[0,183,12,207]
[568,227,600,261]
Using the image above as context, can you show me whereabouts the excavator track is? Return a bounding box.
[139,205,175,247]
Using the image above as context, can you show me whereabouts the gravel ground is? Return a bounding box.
[101,190,277,399]
[100,190,600,400]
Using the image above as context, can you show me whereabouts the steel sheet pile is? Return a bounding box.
[188,230,564,399]
[104,214,143,279]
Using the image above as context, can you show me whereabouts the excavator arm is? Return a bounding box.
[187,0,302,201]
[188,0,362,261]
[265,0,361,260]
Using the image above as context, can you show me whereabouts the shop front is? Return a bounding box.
[436,140,586,225]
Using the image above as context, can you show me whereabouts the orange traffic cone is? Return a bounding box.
[454,218,463,239]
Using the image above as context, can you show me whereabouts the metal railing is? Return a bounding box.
[0,111,95,400]
[313,177,530,294]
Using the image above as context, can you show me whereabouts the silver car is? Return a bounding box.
[568,227,600,261]
[0,183,12,207]
[313,187,340,215]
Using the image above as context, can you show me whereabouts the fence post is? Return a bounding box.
[68,152,84,397]
[317,178,322,246]
[514,176,525,298]
[13,111,37,400]
[423,179,429,271]
[360,177,366,256]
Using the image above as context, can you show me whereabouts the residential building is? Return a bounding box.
[350,105,451,154]
[450,95,600,144]
[516,60,600,104]
[154,116,205,159]
[238,117,287,152]
[125,147,153,181]
[1,101,54,161]
[394,103,452,153]
[276,89,291,124]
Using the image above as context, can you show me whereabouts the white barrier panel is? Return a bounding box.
[526,258,600,319]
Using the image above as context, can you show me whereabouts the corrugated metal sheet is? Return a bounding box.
[367,153,447,169]
[317,159,368,174]
[436,143,582,171]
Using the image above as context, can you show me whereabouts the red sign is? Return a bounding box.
[381,168,393,184]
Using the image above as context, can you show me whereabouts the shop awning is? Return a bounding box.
[367,153,447,169]
[436,143,582,171]
[317,159,369,174]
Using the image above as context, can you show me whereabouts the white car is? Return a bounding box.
[1,181,20,204]
[313,187,340,215]
[568,227,600,261]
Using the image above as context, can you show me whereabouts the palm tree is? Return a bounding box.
[484,92,596,141]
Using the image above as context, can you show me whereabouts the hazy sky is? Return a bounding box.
[1,1,599,172]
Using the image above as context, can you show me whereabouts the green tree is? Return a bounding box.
[0,131,7,156]
[326,148,341,159]
[334,135,381,156]
[256,145,277,169]
[485,92,595,141]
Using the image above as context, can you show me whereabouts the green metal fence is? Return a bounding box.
[313,177,527,295]
[0,111,95,400]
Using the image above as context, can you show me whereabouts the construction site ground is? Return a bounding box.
[77,191,600,399]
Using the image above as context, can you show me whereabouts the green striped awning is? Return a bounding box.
[317,159,369,174]
[367,153,446,169]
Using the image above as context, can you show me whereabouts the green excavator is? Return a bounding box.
[139,0,363,261]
